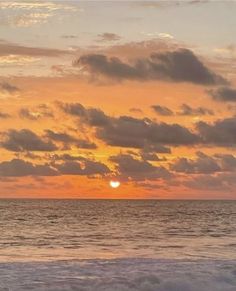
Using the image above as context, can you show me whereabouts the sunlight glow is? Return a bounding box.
[109,180,120,189]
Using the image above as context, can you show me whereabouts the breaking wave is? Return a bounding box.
[0,258,236,291]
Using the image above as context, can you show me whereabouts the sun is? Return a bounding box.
[109,180,120,189]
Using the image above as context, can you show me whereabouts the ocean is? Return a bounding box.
[0,199,236,290]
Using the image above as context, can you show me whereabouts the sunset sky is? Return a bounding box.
[0,0,236,199]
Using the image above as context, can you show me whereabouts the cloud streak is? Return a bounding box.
[0,40,69,57]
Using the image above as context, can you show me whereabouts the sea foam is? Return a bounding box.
[0,258,236,291]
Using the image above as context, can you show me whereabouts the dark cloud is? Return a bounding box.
[60,102,198,148]
[45,129,78,144]
[151,104,214,116]
[171,152,236,175]
[0,156,110,177]
[23,152,42,160]
[19,104,54,120]
[76,139,97,149]
[59,102,86,116]
[0,153,111,177]
[214,154,236,171]
[184,172,236,191]
[49,154,88,162]
[140,151,167,162]
[85,108,111,127]
[0,159,58,177]
[142,144,171,154]
[109,153,171,181]
[59,102,110,126]
[76,54,143,80]
[140,144,170,161]
[170,151,221,174]
[184,174,228,191]
[96,115,199,148]
[178,103,214,116]
[97,33,121,42]
[196,117,236,146]
[44,129,97,149]
[60,102,236,150]
[208,87,236,102]
[56,159,110,176]
[76,49,225,84]
[0,82,19,94]
[1,129,58,152]
[152,105,174,116]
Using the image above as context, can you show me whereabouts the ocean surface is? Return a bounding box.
[0,199,236,290]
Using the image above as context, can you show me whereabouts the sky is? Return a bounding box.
[0,0,236,199]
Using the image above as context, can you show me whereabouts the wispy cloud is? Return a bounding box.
[0,1,81,27]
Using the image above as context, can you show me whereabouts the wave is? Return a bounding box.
[0,258,236,291]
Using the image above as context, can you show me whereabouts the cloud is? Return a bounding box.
[56,160,110,176]
[184,174,228,191]
[76,49,225,85]
[129,108,143,114]
[60,102,198,148]
[96,115,199,148]
[170,151,221,174]
[213,44,236,56]
[214,153,236,171]
[59,102,110,126]
[0,111,11,119]
[0,1,80,28]
[19,104,53,120]
[171,152,236,175]
[0,55,39,67]
[178,103,214,116]
[60,102,236,150]
[158,33,174,39]
[97,33,121,42]
[196,117,236,146]
[170,151,236,191]
[0,155,110,177]
[48,154,88,162]
[1,129,58,152]
[44,130,78,144]
[137,1,209,9]
[208,87,236,102]
[76,139,97,150]
[107,38,179,58]
[109,153,171,181]
[44,129,97,149]
[151,105,174,116]
[142,144,171,154]
[184,172,236,191]
[58,102,85,116]
[140,151,167,162]
[0,159,58,177]
[151,104,213,116]
[0,40,69,57]
[0,81,19,93]
[62,35,77,39]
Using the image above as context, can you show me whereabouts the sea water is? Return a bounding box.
[0,199,236,290]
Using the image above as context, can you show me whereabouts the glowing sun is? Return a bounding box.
[109,180,120,188]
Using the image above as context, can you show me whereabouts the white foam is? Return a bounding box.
[0,258,236,291]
